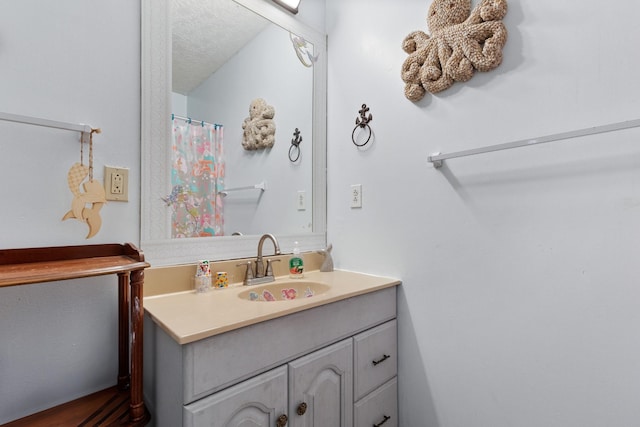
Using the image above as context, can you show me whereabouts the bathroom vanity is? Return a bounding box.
[143,270,400,427]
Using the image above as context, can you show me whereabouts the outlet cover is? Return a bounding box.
[297,190,306,210]
[350,184,362,208]
[104,166,129,202]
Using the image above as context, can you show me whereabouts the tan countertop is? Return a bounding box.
[144,269,400,345]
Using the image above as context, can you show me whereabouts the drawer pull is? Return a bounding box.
[373,414,391,427]
[372,354,391,366]
[296,402,308,415]
[276,414,288,427]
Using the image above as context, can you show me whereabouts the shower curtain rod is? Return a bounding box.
[0,111,94,142]
[172,114,221,128]
[428,118,640,168]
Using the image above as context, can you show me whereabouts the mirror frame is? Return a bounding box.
[141,0,327,266]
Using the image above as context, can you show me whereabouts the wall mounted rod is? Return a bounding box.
[0,111,93,139]
[428,118,640,168]
[219,181,266,197]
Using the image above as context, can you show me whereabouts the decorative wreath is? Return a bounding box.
[242,98,276,151]
[401,0,508,102]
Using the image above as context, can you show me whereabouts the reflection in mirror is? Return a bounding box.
[171,0,313,237]
[141,0,327,266]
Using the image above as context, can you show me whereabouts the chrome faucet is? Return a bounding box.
[255,233,281,278]
[237,233,281,286]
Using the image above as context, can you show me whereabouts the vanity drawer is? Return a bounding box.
[354,377,398,427]
[353,319,397,401]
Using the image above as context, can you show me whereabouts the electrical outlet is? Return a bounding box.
[104,166,129,202]
[297,190,306,210]
[111,173,124,194]
[350,184,362,208]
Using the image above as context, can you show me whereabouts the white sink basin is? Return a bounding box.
[238,281,330,302]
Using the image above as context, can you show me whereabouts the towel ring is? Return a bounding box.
[352,104,373,147]
[289,128,302,162]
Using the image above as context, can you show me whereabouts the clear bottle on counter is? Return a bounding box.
[289,241,304,279]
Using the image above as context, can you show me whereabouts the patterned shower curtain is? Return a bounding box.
[164,118,225,238]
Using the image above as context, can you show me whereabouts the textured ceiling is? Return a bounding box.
[172,0,270,95]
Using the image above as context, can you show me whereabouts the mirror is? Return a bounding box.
[141,0,327,266]
[171,0,313,237]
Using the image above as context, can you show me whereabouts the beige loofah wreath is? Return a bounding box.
[401,0,508,102]
[242,98,276,150]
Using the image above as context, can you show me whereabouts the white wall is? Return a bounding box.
[325,1,640,426]
[0,0,140,423]
[172,92,188,116]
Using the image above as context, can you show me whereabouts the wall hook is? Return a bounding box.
[289,128,302,162]
[352,104,373,147]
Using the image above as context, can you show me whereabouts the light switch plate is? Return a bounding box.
[297,190,306,210]
[350,184,362,208]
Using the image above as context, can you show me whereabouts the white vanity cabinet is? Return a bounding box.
[144,286,398,427]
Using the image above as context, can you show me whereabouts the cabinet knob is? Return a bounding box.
[276,414,288,427]
[296,402,308,415]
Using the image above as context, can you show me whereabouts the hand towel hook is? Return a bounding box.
[352,104,373,147]
[289,128,302,162]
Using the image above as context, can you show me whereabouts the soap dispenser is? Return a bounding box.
[289,241,305,279]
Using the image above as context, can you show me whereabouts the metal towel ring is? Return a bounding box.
[352,104,373,147]
[289,128,302,162]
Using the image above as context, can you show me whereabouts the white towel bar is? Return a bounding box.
[428,119,640,168]
[0,111,94,143]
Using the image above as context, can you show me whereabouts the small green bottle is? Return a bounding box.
[289,241,304,279]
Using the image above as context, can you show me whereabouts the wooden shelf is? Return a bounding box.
[0,243,149,287]
[0,243,151,426]
[2,387,149,427]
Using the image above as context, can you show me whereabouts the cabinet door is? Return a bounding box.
[184,365,288,427]
[288,339,353,427]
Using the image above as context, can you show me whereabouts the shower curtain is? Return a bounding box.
[166,118,225,238]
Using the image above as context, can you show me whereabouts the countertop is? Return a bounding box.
[143,269,401,345]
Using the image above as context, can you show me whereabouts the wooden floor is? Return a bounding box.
[2,386,150,427]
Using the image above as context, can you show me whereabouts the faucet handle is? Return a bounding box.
[265,258,281,277]
[236,261,254,282]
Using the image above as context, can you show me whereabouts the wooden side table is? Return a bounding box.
[0,243,151,426]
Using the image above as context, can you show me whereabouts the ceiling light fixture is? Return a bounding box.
[272,0,300,14]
